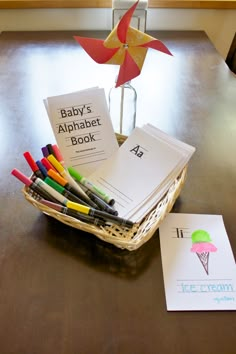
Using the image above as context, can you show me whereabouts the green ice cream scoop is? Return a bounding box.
[191,229,212,243]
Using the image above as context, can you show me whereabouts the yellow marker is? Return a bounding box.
[67,201,134,228]
[67,201,90,215]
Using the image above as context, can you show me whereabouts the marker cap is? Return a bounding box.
[47,169,67,187]
[41,157,57,172]
[23,151,39,173]
[67,200,90,215]
[41,146,49,158]
[47,154,64,174]
[45,177,64,194]
[52,145,64,165]
[36,160,48,178]
[11,168,32,186]
[68,166,83,182]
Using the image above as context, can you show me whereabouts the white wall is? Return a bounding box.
[0,8,235,59]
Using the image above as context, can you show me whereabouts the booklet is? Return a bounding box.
[159,213,236,311]
[89,127,195,222]
[88,125,195,222]
[44,88,119,176]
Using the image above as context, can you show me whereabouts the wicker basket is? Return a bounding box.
[22,134,187,251]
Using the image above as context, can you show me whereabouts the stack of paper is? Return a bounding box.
[44,87,119,176]
[88,124,196,223]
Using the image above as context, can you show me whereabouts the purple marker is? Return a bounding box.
[41,146,49,158]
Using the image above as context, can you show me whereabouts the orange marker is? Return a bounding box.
[47,168,98,209]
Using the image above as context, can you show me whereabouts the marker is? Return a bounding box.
[41,146,49,158]
[46,144,55,156]
[41,157,57,172]
[68,166,115,206]
[40,199,106,226]
[67,201,134,228]
[34,177,69,205]
[23,151,44,180]
[36,160,48,178]
[47,169,98,209]
[44,177,91,207]
[47,154,90,202]
[82,186,118,215]
[52,144,65,165]
[11,169,59,203]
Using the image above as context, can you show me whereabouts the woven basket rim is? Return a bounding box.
[22,165,187,251]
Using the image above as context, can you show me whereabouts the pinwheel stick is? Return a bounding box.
[120,85,125,134]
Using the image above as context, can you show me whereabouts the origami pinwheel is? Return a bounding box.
[74,0,172,87]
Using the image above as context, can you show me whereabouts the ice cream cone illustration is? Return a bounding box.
[191,230,217,275]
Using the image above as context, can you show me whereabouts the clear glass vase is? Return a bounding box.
[109,80,137,136]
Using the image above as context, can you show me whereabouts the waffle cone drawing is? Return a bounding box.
[191,230,217,275]
[196,251,210,275]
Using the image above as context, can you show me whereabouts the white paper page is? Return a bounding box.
[143,124,195,156]
[45,88,119,176]
[126,174,177,222]
[159,213,236,311]
[124,126,195,221]
[88,127,185,221]
[124,155,188,221]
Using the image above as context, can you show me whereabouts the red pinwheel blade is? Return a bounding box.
[117,1,139,43]
[140,39,173,56]
[116,51,140,87]
[74,36,119,63]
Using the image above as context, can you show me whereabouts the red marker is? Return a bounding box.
[52,144,65,165]
[23,151,44,180]
[41,157,57,172]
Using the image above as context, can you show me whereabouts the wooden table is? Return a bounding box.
[0,30,235,354]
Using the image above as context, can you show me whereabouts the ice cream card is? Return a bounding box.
[159,213,236,311]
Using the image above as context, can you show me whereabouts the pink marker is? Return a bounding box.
[11,168,58,203]
[12,168,33,187]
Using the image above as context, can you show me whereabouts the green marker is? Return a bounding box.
[68,166,115,206]
[44,177,91,207]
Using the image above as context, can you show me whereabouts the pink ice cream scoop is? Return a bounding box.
[190,229,217,275]
[191,242,217,253]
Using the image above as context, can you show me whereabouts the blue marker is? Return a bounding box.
[36,160,48,178]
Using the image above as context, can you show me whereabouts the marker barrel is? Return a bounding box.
[47,169,98,209]
[41,200,106,226]
[68,166,115,206]
[11,169,59,203]
[47,154,90,202]
[67,201,134,228]
[85,189,118,215]
[45,177,91,207]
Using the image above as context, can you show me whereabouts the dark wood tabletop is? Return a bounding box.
[0,30,235,354]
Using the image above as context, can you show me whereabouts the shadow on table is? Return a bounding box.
[42,214,160,279]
